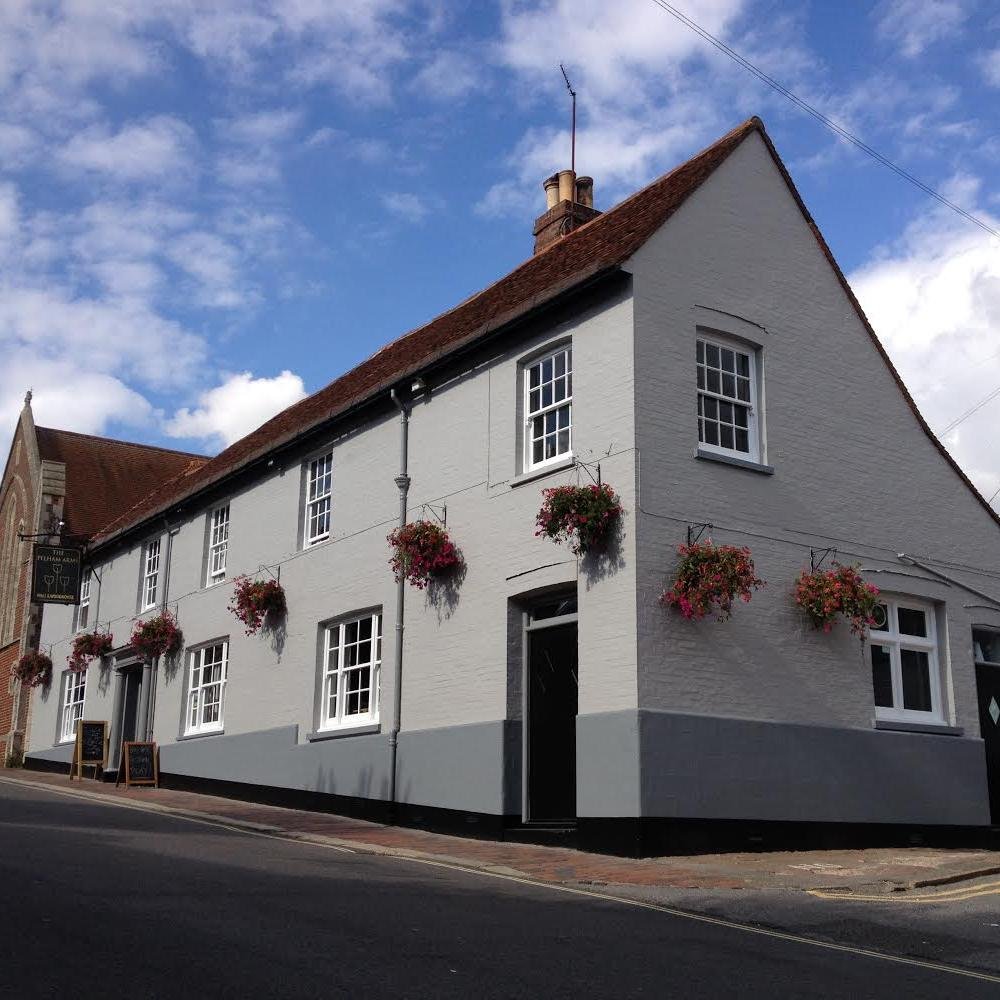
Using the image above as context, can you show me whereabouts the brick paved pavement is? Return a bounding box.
[4,769,998,893]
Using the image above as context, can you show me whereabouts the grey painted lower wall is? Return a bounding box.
[577,711,642,817]
[639,709,991,826]
[153,721,519,815]
[24,743,74,765]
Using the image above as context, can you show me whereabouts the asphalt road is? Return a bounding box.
[2,781,997,999]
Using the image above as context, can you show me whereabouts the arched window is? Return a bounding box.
[0,500,20,645]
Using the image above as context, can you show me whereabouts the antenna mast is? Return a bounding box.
[560,63,576,174]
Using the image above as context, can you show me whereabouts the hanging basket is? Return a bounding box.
[15,650,52,689]
[661,541,764,622]
[130,610,183,663]
[794,563,880,638]
[534,483,623,556]
[387,520,462,590]
[67,631,114,673]
[228,575,287,635]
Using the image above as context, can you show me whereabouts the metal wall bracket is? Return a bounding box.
[687,523,713,545]
[810,547,837,572]
[420,503,447,528]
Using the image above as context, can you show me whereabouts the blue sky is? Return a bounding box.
[2,1,998,501]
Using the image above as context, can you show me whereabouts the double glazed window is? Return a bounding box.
[207,505,230,584]
[77,574,91,631]
[60,671,86,743]
[185,641,228,735]
[525,346,572,470]
[868,599,943,722]
[320,612,381,730]
[141,539,160,610]
[306,453,333,546]
[696,336,758,461]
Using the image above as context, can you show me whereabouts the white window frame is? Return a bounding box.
[696,334,760,463]
[77,573,91,632]
[184,641,228,736]
[524,345,573,472]
[305,453,333,547]
[320,612,381,732]
[141,539,160,611]
[60,671,87,744]
[867,597,944,724]
[206,504,230,585]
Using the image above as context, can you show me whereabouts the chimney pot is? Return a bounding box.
[557,169,576,204]
[575,176,594,209]
[543,174,560,210]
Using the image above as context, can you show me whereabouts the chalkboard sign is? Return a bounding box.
[70,720,107,780]
[118,742,158,788]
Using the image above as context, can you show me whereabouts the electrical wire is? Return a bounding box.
[647,0,1000,241]
[938,383,1000,436]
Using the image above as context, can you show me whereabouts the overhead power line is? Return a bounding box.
[647,0,1000,241]
[939,384,1000,436]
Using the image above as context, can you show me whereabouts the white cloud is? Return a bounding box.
[382,192,431,223]
[219,108,304,145]
[851,179,1000,504]
[411,50,480,101]
[873,0,968,58]
[165,371,307,448]
[59,115,197,182]
[979,48,1000,87]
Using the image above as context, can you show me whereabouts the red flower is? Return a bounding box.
[660,542,764,622]
[388,521,463,590]
[67,631,114,672]
[229,576,287,635]
[794,564,879,638]
[130,611,183,663]
[15,650,52,688]
[535,483,623,556]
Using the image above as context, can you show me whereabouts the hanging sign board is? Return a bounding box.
[30,545,82,605]
[71,720,108,781]
[116,742,159,789]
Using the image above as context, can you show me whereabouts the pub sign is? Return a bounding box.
[31,544,82,605]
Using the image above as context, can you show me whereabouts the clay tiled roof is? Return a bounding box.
[89,114,1000,545]
[34,427,208,541]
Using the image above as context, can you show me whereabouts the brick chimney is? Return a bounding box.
[532,169,600,254]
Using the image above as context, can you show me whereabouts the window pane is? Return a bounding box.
[719,401,733,423]
[703,422,718,446]
[735,429,749,452]
[554,353,565,378]
[721,349,735,373]
[703,397,717,419]
[737,354,750,377]
[720,425,734,449]
[871,644,894,707]
[697,367,705,389]
[705,343,719,367]
[737,378,750,402]
[541,383,552,407]
[542,358,552,382]
[529,365,539,389]
[722,373,736,398]
[900,649,933,711]
[974,630,1000,664]
[696,340,704,364]
[529,389,540,412]
[897,607,927,638]
[734,406,748,428]
[706,369,720,394]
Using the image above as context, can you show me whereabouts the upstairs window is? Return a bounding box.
[207,505,230,585]
[868,598,944,723]
[185,641,228,735]
[77,574,91,631]
[321,612,381,730]
[696,337,759,462]
[141,539,160,610]
[60,670,86,743]
[305,453,333,546]
[525,346,572,471]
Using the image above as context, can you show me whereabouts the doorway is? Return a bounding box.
[113,665,143,770]
[975,660,1000,825]
[524,597,578,823]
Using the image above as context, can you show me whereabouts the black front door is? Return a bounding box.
[118,667,142,752]
[975,664,1000,824]
[527,623,578,822]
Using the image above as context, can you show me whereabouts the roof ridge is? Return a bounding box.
[35,425,209,461]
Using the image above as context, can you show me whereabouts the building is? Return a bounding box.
[0,397,207,763]
[21,117,1000,853]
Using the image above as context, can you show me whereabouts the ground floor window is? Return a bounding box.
[60,671,86,743]
[868,598,943,722]
[185,641,228,735]
[321,611,381,730]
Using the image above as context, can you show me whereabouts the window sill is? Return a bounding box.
[177,729,225,742]
[874,719,963,736]
[306,722,381,742]
[695,448,774,475]
[509,456,576,489]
